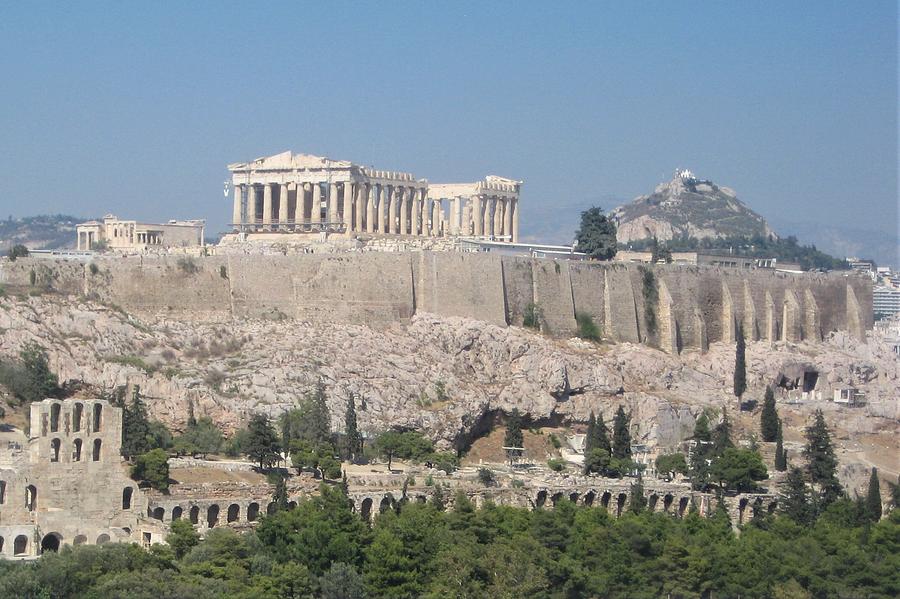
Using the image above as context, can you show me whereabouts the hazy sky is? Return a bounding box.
[0,2,896,250]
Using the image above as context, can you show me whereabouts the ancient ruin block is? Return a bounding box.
[782,290,802,342]
[803,289,821,342]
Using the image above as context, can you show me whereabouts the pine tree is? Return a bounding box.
[187,399,197,428]
[271,473,289,511]
[865,467,882,522]
[804,409,842,505]
[689,412,713,490]
[344,394,363,463]
[629,473,647,514]
[774,420,787,472]
[733,324,747,400]
[612,405,631,459]
[693,412,712,442]
[781,466,812,525]
[596,411,611,454]
[246,413,281,470]
[310,382,331,445]
[431,483,446,512]
[121,386,151,460]
[760,386,779,442]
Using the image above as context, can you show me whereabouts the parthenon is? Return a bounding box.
[228,151,521,242]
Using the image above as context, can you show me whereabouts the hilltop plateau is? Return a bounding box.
[0,291,896,496]
[612,170,775,244]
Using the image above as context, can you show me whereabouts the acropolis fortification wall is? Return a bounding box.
[0,253,873,351]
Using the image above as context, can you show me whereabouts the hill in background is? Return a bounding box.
[0,215,83,251]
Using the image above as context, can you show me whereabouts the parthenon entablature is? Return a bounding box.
[228,150,521,241]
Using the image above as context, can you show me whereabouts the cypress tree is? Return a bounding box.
[612,405,631,459]
[121,386,151,460]
[712,410,733,457]
[693,412,712,442]
[629,473,647,514]
[584,412,597,455]
[774,420,787,472]
[733,324,747,400]
[760,386,779,442]
[504,408,524,449]
[865,467,882,522]
[246,414,281,470]
[781,466,812,525]
[804,409,842,505]
[689,412,713,491]
[344,394,363,463]
[596,411,612,454]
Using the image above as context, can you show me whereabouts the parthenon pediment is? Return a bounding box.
[228,151,353,172]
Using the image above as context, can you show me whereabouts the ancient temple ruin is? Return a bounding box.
[227,151,522,241]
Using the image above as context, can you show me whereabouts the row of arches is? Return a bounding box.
[0,532,106,557]
[45,401,102,436]
[48,437,102,463]
[147,501,267,528]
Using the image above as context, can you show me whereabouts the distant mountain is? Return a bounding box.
[0,215,83,251]
[611,170,774,243]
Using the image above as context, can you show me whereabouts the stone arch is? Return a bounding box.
[227,503,240,523]
[92,403,102,432]
[247,502,260,522]
[535,490,547,509]
[172,506,183,520]
[287,500,298,510]
[73,534,87,545]
[92,438,102,461]
[50,403,61,433]
[73,402,83,432]
[14,535,29,555]
[96,534,110,545]
[551,492,564,507]
[266,502,278,516]
[26,484,37,511]
[207,504,220,528]
[569,492,580,504]
[0,480,5,504]
[73,438,83,461]
[415,495,427,504]
[648,493,659,511]
[678,496,690,517]
[616,493,627,517]
[189,505,200,524]
[50,438,61,462]
[152,507,165,520]
[583,490,596,507]
[361,497,373,521]
[768,500,778,515]
[40,533,62,553]
[663,494,674,513]
[379,495,395,514]
[0,536,3,554]
[601,491,611,510]
[122,487,133,509]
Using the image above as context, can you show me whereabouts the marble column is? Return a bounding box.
[494,196,503,237]
[311,183,322,226]
[296,184,308,226]
[503,197,513,239]
[512,198,519,243]
[263,184,273,227]
[432,200,441,236]
[329,182,339,226]
[342,183,354,231]
[461,200,471,235]
[472,195,482,236]
[410,187,420,235]
[355,184,366,232]
[232,185,243,228]
[366,185,376,233]
[482,197,493,237]
[398,187,408,235]
[248,185,259,225]
[279,184,289,227]
[387,186,398,233]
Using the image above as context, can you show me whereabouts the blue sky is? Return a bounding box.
[0,2,896,255]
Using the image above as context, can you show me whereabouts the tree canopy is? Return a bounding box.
[575,206,617,260]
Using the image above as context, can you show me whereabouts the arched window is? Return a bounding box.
[25,485,37,511]
[227,504,239,523]
[92,404,102,432]
[14,535,28,555]
[122,487,133,510]
[152,507,164,520]
[96,534,110,545]
[40,533,61,554]
[50,438,61,462]
[50,403,60,433]
[92,438,102,461]
[73,403,83,432]
[73,535,87,545]
[0,480,6,504]
[189,506,200,524]
[73,438,82,462]
[172,506,183,520]
[0,536,4,554]
[246,503,259,522]
[207,504,219,528]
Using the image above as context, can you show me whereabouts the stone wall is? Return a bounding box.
[0,254,873,352]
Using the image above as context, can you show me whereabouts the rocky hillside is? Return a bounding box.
[612,170,774,243]
[0,214,83,251]
[0,292,896,496]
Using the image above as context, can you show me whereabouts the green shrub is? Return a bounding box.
[177,257,200,275]
[477,467,496,486]
[89,263,100,276]
[548,433,562,449]
[547,458,566,472]
[640,266,658,337]
[575,312,601,341]
[523,302,542,329]
[219,265,228,279]
[131,448,170,491]
[7,244,29,261]
[104,355,156,374]
[0,343,59,404]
